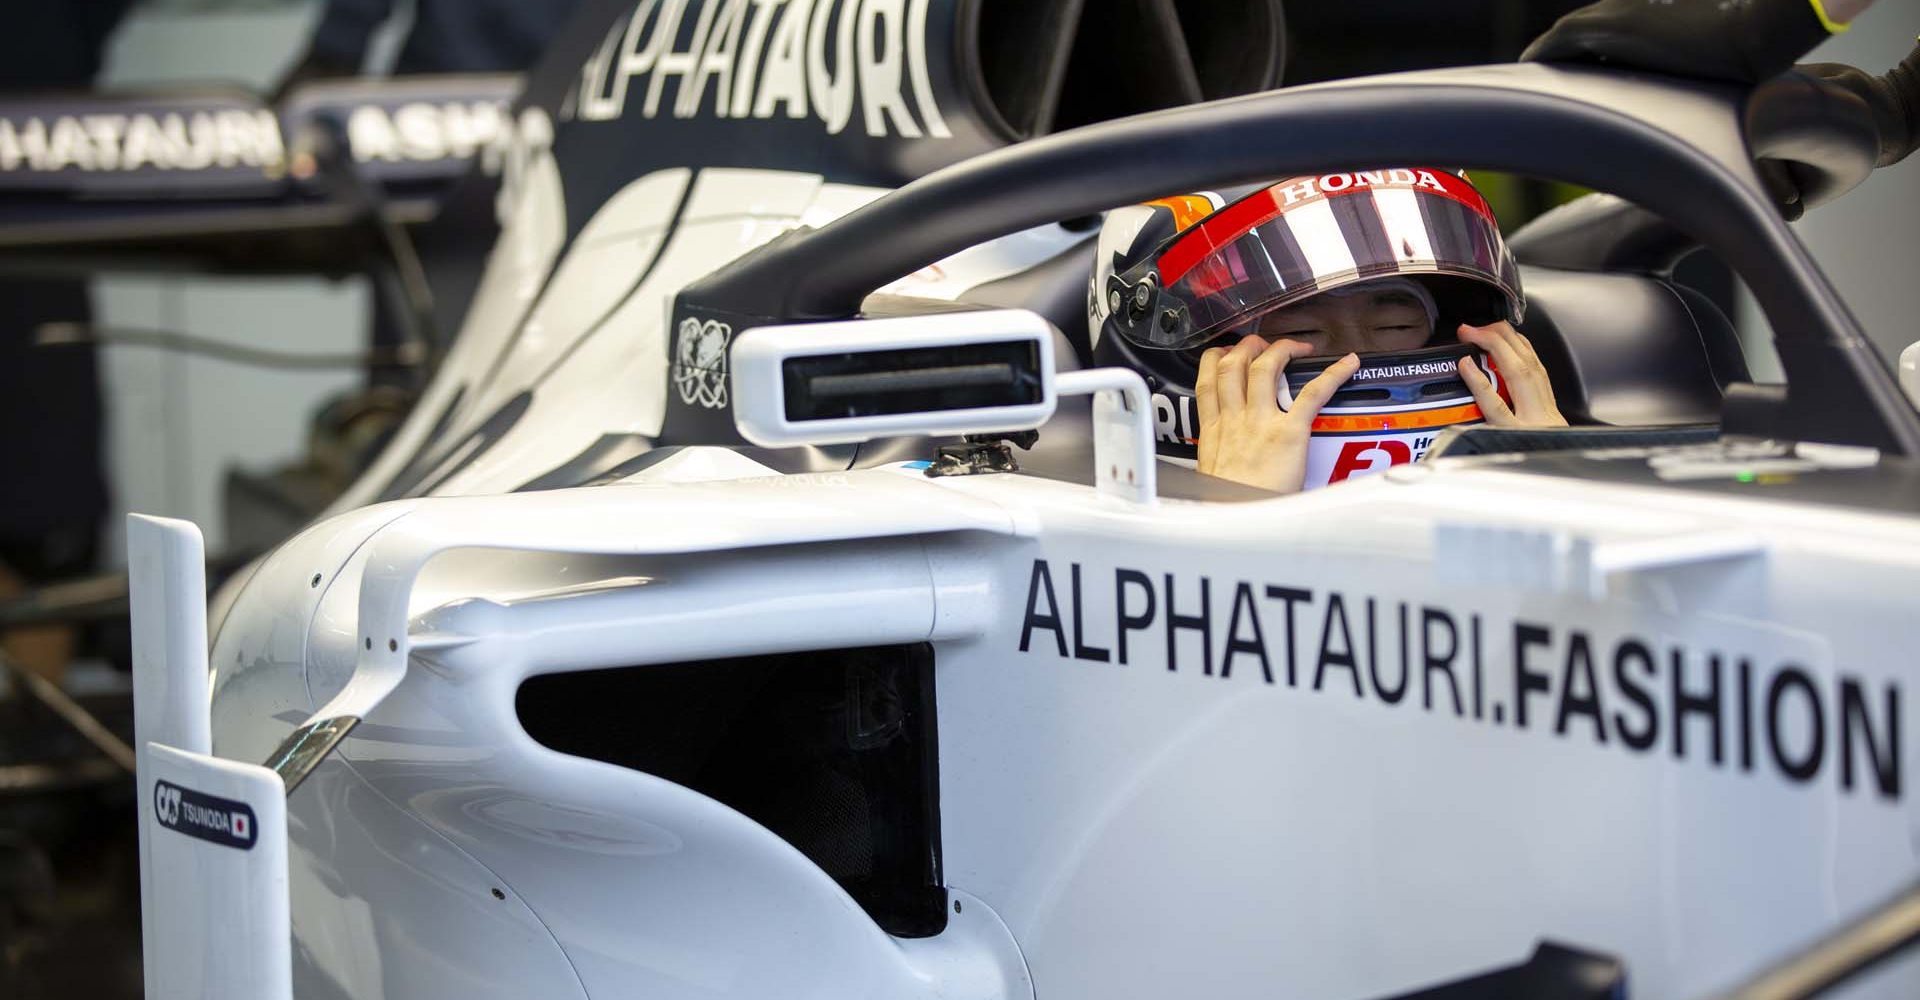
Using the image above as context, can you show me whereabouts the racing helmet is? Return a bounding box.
[1088,168,1525,489]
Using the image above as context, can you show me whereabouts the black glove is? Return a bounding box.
[1801,41,1920,166]
[1522,0,1838,84]
[270,49,361,105]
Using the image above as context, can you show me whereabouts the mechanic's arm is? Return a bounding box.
[1522,0,1870,84]
[1454,322,1569,428]
[1803,40,1920,167]
[276,0,396,97]
[1195,337,1360,493]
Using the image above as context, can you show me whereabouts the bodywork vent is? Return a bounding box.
[516,643,945,937]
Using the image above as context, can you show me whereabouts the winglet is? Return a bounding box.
[129,514,293,1000]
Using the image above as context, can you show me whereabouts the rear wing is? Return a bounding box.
[128,515,291,1000]
[0,75,520,273]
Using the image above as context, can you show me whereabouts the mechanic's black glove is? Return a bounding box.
[1522,0,1839,84]
[1801,41,1920,166]
[270,50,361,105]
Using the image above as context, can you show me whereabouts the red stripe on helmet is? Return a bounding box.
[1157,188,1285,284]
[1156,169,1495,284]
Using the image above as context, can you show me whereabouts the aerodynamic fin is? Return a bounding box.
[129,513,293,1000]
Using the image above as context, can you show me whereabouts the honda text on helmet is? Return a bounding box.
[1089,168,1525,489]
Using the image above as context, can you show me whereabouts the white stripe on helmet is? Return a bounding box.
[1371,186,1437,264]
[1283,197,1359,281]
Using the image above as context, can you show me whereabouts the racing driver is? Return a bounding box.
[1090,168,1568,493]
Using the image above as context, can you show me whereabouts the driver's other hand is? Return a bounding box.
[1196,335,1361,493]
[1455,321,1569,428]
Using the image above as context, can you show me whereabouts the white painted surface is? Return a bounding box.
[1056,367,1157,505]
[730,309,1059,447]
[129,514,291,1000]
[195,473,1035,999]
[926,462,1920,1000]
[142,743,291,1000]
[127,514,211,757]
[182,454,1920,1000]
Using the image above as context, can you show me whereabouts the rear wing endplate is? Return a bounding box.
[129,514,291,1000]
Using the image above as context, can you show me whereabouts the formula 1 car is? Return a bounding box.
[123,1,1920,999]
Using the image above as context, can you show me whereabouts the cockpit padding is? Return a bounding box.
[952,234,1099,368]
[1516,265,1749,427]
[961,243,1750,431]
[850,240,1754,493]
[1427,423,1720,459]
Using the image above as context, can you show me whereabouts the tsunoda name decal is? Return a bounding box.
[154,779,259,851]
[1017,559,1903,801]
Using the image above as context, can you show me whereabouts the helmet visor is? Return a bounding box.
[1109,169,1522,350]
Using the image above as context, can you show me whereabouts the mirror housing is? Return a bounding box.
[731,309,1058,447]
[731,308,1157,504]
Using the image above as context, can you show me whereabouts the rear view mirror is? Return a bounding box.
[731,309,1057,447]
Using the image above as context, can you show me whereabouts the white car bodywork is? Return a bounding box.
[138,393,1920,999]
[123,7,1920,997]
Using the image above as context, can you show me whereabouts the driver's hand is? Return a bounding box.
[1196,335,1361,493]
[1455,321,1569,428]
